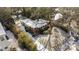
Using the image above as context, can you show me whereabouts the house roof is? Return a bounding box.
[54,13,63,20]
[0,22,6,36]
[21,19,48,28]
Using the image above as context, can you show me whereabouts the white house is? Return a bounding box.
[0,22,10,51]
[54,13,63,20]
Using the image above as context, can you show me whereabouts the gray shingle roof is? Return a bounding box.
[21,19,48,28]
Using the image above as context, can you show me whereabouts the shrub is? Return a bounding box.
[8,24,37,51]
[22,7,53,20]
[18,31,37,51]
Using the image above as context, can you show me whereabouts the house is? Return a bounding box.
[0,22,10,51]
[54,13,63,20]
[21,19,49,36]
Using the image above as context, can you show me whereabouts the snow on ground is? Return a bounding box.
[34,41,44,51]
[6,30,16,42]
[34,27,79,51]
[6,30,22,51]
[34,35,49,51]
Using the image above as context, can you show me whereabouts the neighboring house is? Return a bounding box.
[21,18,49,35]
[21,19,48,28]
[54,13,63,20]
[0,22,10,51]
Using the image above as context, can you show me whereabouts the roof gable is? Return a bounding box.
[0,22,6,36]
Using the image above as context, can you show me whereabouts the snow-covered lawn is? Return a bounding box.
[6,30,22,51]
